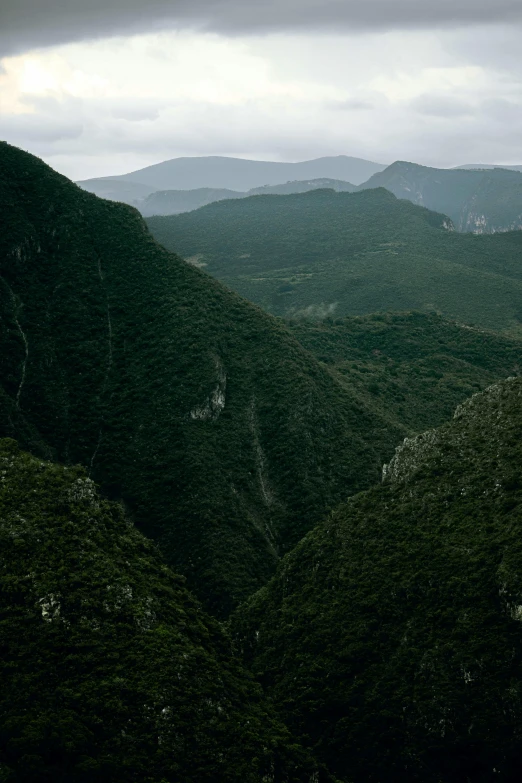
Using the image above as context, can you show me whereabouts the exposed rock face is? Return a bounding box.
[361,161,522,234]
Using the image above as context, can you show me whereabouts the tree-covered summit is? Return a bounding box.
[147,187,522,332]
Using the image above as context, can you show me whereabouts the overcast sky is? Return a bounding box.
[1,0,522,179]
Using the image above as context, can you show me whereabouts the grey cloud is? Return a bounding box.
[330,99,375,111]
[1,113,83,143]
[110,100,165,122]
[2,1,522,56]
[410,94,476,118]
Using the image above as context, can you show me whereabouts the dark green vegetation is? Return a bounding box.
[0,141,402,616]
[147,187,522,332]
[232,377,522,782]
[288,311,522,433]
[0,438,313,783]
[361,161,522,233]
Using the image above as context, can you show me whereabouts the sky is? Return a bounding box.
[1,0,522,180]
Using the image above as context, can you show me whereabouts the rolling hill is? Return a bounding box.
[232,376,522,782]
[146,187,522,333]
[360,161,522,233]
[0,141,403,617]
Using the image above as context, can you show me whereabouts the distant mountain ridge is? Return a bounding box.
[360,161,522,233]
[77,154,385,199]
[78,156,522,231]
[456,163,522,172]
[137,178,357,216]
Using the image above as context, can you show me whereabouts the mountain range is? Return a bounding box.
[77,154,385,203]
[3,140,522,781]
[77,155,522,233]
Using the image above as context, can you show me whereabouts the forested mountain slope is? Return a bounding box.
[232,376,522,783]
[289,311,522,433]
[361,161,522,233]
[0,438,312,783]
[0,142,401,616]
[147,188,522,332]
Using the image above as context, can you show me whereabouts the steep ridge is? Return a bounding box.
[360,161,522,233]
[0,142,401,616]
[232,376,522,782]
[147,188,522,332]
[0,438,313,783]
[288,312,522,433]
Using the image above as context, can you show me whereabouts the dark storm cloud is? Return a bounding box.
[2,0,522,56]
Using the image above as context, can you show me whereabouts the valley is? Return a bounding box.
[2,141,522,782]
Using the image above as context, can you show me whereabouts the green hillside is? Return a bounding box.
[0,438,313,783]
[361,161,522,233]
[288,311,522,432]
[232,377,522,782]
[0,142,402,616]
[146,188,522,332]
